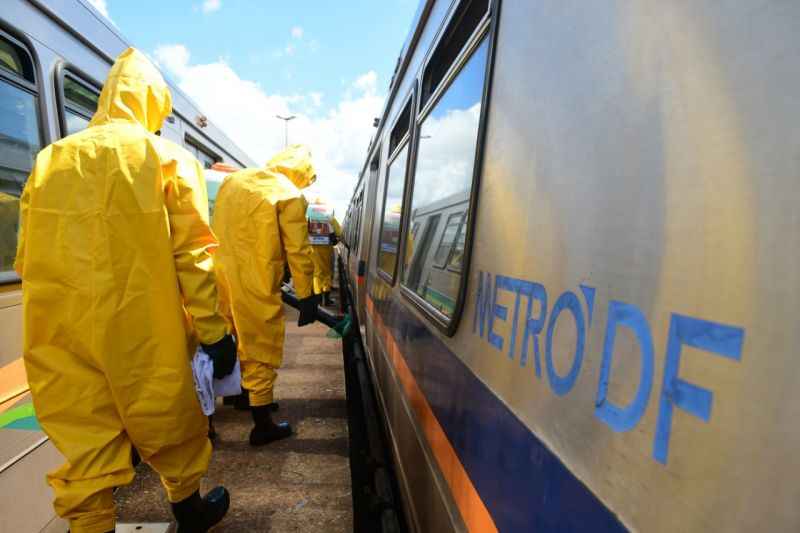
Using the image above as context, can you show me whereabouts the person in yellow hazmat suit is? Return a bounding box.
[307,199,342,307]
[15,48,235,533]
[212,144,318,446]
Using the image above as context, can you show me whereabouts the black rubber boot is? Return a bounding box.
[249,405,292,446]
[208,415,216,442]
[170,487,230,533]
[233,391,250,410]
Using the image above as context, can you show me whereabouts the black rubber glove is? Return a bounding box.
[329,232,339,245]
[202,335,237,379]
[297,295,320,327]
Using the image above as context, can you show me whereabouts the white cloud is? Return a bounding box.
[291,26,304,39]
[86,0,113,22]
[201,0,221,13]
[412,103,482,206]
[153,44,384,217]
[153,44,191,77]
[353,71,378,95]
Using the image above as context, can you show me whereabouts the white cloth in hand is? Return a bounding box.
[191,347,242,415]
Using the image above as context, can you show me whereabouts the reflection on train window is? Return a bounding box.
[421,0,489,108]
[448,215,466,272]
[186,137,220,169]
[63,74,100,136]
[0,36,40,280]
[404,213,440,295]
[410,221,420,244]
[401,36,489,319]
[377,145,408,280]
[433,212,464,267]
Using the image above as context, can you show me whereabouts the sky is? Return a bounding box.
[86,0,421,217]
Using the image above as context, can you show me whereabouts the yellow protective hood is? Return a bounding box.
[265,144,316,189]
[90,47,172,133]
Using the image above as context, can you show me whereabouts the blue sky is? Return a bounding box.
[89,0,421,215]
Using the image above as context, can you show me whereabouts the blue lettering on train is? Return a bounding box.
[472,271,745,465]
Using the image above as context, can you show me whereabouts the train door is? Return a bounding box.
[347,187,362,285]
[356,152,381,323]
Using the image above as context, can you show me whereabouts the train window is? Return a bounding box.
[376,99,412,282]
[421,0,489,108]
[401,29,491,321]
[0,38,35,82]
[388,102,411,156]
[354,189,364,254]
[185,137,220,169]
[377,144,408,281]
[0,34,40,281]
[350,201,358,252]
[62,74,100,136]
[433,212,465,268]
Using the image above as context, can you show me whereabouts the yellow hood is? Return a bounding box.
[90,47,172,133]
[266,144,316,189]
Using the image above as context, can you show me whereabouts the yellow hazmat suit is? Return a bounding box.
[309,198,342,294]
[309,206,342,295]
[15,48,226,533]
[213,145,316,407]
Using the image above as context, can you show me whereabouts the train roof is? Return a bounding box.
[28,0,257,168]
[352,0,433,193]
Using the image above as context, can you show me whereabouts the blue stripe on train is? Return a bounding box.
[372,295,627,532]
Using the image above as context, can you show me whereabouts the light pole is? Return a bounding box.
[276,114,296,148]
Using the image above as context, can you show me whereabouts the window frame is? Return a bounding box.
[398,0,501,336]
[0,28,45,285]
[375,92,415,285]
[184,135,221,169]
[54,62,102,139]
[0,30,39,100]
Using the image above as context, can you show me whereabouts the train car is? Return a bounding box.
[341,0,800,531]
[0,1,255,530]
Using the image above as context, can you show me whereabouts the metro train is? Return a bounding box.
[0,1,254,530]
[341,0,800,531]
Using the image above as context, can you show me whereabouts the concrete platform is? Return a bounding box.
[116,306,352,532]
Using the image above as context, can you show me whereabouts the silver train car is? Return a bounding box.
[0,1,254,530]
[341,0,799,531]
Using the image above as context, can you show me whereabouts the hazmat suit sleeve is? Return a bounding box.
[278,195,315,299]
[163,156,228,345]
[332,218,342,238]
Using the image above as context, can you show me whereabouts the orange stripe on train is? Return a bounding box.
[367,297,497,533]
